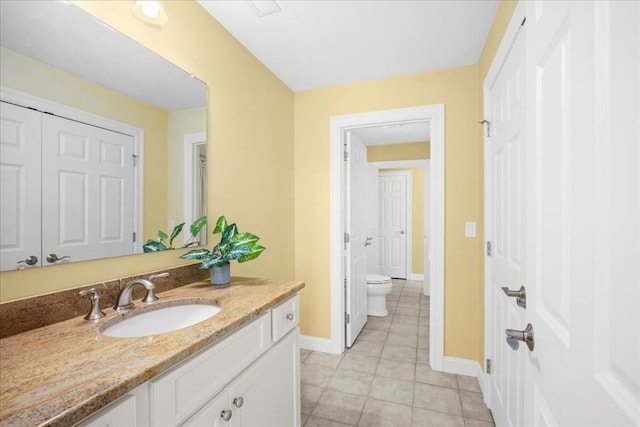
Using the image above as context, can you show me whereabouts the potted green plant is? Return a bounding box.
[180,215,265,286]
[142,216,208,252]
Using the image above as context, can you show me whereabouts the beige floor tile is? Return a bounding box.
[393,315,421,326]
[456,375,482,393]
[417,335,430,349]
[358,398,412,427]
[349,339,384,357]
[390,323,419,336]
[357,328,388,343]
[301,349,313,362]
[416,348,429,364]
[305,415,355,427]
[369,376,415,406]
[411,407,465,427]
[375,358,416,381]
[415,363,458,389]
[327,369,373,396]
[413,383,463,416]
[306,351,344,369]
[301,363,336,388]
[366,316,392,331]
[464,417,495,426]
[338,352,379,375]
[381,343,417,363]
[395,307,421,318]
[302,384,324,414]
[312,390,366,426]
[386,331,418,348]
[460,391,493,422]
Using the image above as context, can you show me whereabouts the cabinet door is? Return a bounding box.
[77,384,149,427]
[227,329,300,427]
[181,391,231,427]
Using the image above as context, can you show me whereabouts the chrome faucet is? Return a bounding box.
[114,272,168,310]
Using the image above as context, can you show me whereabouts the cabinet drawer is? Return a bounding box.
[150,313,271,426]
[271,295,299,342]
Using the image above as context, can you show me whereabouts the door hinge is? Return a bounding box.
[345,313,350,324]
[344,150,349,162]
[486,358,492,374]
[486,241,492,256]
[132,154,139,166]
[133,231,136,242]
[344,232,350,243]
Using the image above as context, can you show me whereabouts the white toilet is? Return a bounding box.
[366,274,393,317]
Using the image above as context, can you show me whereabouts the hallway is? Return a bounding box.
[300,279,494,426]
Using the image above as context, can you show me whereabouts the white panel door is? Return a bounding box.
[345,132,368,347]
[378,172,408,279]
[524,1,640,425]
[41,114,135,264]
[365,163,379,275]
[485,23,527,427]
[0,102,42,270]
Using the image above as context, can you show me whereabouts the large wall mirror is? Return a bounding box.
[0,1,208,272]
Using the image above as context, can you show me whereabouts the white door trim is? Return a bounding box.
[0,86,144,254]
[373,160,430,294]
[378,169,412,281]
[482,0,526,408]
[329,104,445,372]
[183,132,207,243]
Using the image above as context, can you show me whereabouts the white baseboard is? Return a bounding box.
[299,335,336,354]
[442,356,483,377]
[409,273,424,281]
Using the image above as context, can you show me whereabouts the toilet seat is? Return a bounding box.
[367,274,392,285]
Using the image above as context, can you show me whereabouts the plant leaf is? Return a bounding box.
[213,216,227,234]
[180,248,210,260]
[225,244,252,261]
[230,232,259,247]
[201,256,228,269]
[143,240,168,253]
[169,222,185,247]
[189,216,208,237]
[157,230,168,241]
[221,223,237,244]
[238,245,265,263]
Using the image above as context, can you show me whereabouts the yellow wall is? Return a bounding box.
[0,47,168,241]
[0,1,295,302]
[367,141,430,162]
[294,65,484,361]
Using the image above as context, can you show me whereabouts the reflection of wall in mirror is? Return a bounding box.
[0,46,168,244]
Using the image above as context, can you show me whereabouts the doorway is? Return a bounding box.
[329,104,446,371]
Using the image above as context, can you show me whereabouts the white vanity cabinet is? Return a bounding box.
[76,294,300,427]
[77,384,149,427]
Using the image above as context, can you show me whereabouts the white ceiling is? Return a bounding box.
[350,121,430,146]
[198,0,498,92]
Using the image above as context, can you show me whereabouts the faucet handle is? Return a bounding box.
[79,288,106,320]
[142,272,168,303]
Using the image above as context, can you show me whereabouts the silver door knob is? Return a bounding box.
[501,285,527,309]
[17,255,38,266]
[286,313,294,321]
[399,230,406,234]
[220,409,232,421]
[505,323,535,351]
[233,396,244,408]
[46,253,71,264]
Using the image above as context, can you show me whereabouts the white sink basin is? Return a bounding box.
[102,303,221,338]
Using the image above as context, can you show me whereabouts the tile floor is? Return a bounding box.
[300,279,495,427]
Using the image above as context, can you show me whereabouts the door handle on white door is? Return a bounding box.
[501,285,527,309]
[17,255,38,266]
[505,323,535,351]
[399,230,405,235]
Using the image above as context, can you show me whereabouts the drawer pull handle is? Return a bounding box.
[220,409,233,421]
[233,396,244,408]
[285,313,294,321]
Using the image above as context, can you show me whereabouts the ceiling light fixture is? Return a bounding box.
[246,0,281,17]
[132,1,168,26]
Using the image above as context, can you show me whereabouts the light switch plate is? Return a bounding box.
[465,221,477,238]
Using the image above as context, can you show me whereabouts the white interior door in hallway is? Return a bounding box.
[484,16,527,427]
[344,132,371,347]
[378,171,408,279]
[484,2,640,425]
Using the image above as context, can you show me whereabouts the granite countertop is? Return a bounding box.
[0,277,304,427]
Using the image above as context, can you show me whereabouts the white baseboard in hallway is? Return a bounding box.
[299,335,335,354]
[442,356,483,377]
